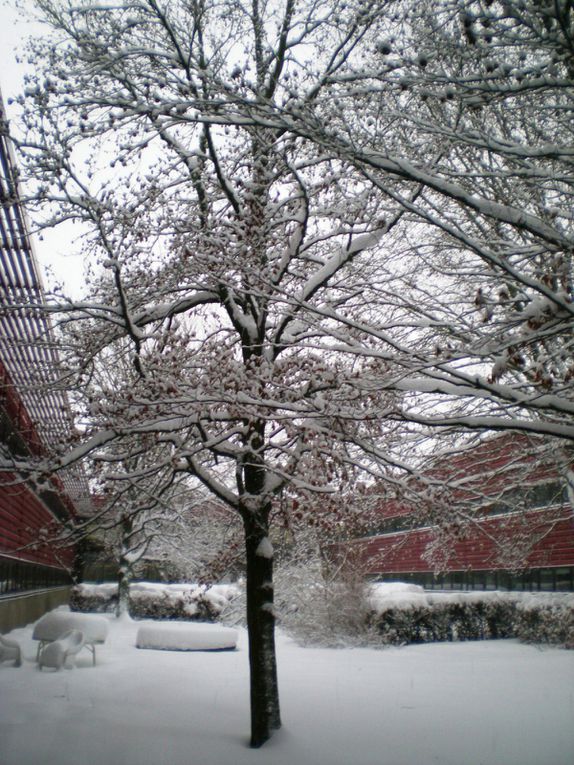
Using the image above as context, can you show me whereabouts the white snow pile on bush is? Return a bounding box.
[71,582,242,622]
[368,582,433,612]
[71,580,573,647]
[69,583,118,612]
[368,583,574,613]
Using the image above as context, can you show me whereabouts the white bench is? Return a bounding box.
[136,622,238,652]
[33,612,109,666]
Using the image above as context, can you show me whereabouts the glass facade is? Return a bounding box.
[0,556,72,595]
[371,566,574,592]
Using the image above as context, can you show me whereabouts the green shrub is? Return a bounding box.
[129,588,221,621]
[368,599,515,645]
[368,593,572,647]
[515,603,574,645]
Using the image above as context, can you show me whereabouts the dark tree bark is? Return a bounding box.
[241,505,281,747]
[116,512,134,617]
[72,536,88,585]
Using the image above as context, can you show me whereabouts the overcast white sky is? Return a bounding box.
[1,1,87,296]
[0,2,32,102]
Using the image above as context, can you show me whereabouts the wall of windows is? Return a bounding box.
[0,555,72,596]
[372,566,574,592]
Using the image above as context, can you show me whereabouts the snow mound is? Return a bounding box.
[136,622,238,652]
[367,582,574,616]
[368,582,428,611]
[516,592,574,610]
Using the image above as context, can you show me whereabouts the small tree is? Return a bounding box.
[98,467,183,617]
[275,526,376,647]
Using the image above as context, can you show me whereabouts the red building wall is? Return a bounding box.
[0,359,76,590]
[359,510,574,575]
[351,435,574,590]
[0,472,75,570]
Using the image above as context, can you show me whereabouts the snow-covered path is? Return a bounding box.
[1,613,573,765]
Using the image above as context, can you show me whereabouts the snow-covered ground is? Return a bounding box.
[1,609,573,765]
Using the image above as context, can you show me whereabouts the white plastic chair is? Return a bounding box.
[38,629,85,670]
[0,635,22,667]
[33,612,108,666]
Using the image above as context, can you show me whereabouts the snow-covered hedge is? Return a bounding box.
[71,581,573,646]
[70,582,241,622]
[70,583,118,613]
[514,593,574,646]
[367,584,574,647]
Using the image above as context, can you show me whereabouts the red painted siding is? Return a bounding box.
[0,472,75,569]
[0,359,45,456]
[358,510,574,576]
[352,435,574,578]
[0,363,76,572]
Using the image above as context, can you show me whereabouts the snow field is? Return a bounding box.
[0,610,573,765]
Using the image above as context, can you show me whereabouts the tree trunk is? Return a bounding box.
[116,513,133,618]
[116,564,131,618]
[243,509,281,748]
[72,536,88,584]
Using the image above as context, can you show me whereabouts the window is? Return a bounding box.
[489,481,568,515]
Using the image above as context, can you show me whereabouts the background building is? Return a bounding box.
[355,435,574,591]
[0,96,91,630]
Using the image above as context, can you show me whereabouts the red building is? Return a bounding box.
[354,435,574,591]
[0,96,90,611]
[0,357,77,592]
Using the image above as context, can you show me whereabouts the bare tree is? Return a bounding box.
[5,0,572,748]
[93,454,184,616]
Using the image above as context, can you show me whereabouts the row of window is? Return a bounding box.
[373,567,574,592]
[489,481,568,515]
[364,481,570,538]
[0,556,72,596]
